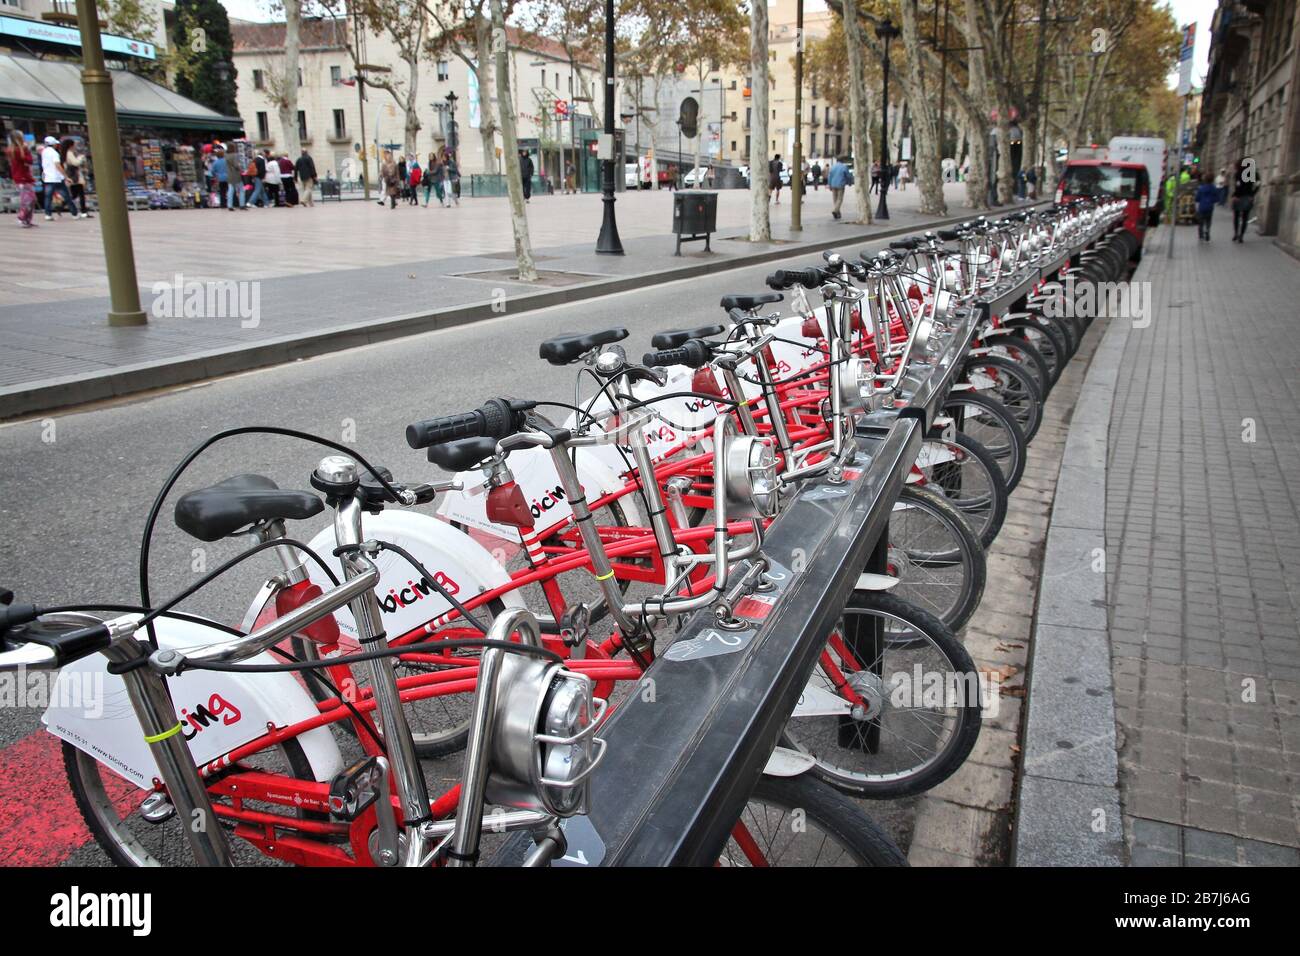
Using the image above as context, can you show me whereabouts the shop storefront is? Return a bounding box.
[0,39,243,211]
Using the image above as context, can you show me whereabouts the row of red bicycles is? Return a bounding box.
[0,198,1132,867]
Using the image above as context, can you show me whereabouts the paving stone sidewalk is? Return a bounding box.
[1107,232,1300,864]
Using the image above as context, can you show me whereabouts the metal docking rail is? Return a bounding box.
[563,217,1123,867]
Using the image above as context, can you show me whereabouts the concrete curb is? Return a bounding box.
[1,205,1046,420]
[1013,311,1130,866]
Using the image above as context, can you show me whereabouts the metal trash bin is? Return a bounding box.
[672,190,718,255]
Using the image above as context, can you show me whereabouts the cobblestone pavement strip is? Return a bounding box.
[1107,231,1300,859]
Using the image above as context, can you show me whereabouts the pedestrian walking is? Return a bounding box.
[211,147,236,210]
[564,159,575,194]
[898,160,910,191]
[1214,166,1228,206]
[408,159,422,205]
[870,161,881,194]
[62,139,92,218]
[431,151,447,208]
[520,150,534,202]
[769,155,784,204]
[1230,161,1256,243]
[262,149,282,206]
[295,148,316,207]
[1194,173,1218,241]
[810,160,822,190]
[827,155,852,221]
[380,151,400,209]
[443,149,460,206]
[5,131,38,228]
[40,136,79,220]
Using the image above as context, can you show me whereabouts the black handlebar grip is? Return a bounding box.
[643,339,711,369]
[405,398,529,449]
[890,238,920,250]
[13,621,111,666]
[937,229,961,241]
[769,267,825,290]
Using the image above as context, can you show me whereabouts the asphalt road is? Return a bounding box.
[0,240,919,865]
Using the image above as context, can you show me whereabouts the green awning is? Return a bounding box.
[0,53,243,133]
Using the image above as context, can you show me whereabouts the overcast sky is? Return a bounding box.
[216,0,1219,89]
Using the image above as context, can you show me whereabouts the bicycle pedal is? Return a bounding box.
[139,791,175,824]
[328,756,383,821]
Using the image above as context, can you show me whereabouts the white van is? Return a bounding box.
[1107,137,1169,216]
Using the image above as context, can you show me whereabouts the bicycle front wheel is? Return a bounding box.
[720,775,908,866]
[888,485,987,632]
[783,591,983,799]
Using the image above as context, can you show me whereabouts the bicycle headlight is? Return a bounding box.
[838,356,882,415]
[485,655,606,817]
[723,435,779,518]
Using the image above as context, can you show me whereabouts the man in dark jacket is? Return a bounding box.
[295,149,317,207]
[520,150,534,202]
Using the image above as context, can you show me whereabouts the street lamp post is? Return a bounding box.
[74,0,145,326]
[791,0,804,231]
[874,17,900,222]
[595,0,624,255]
[445,90,459,154]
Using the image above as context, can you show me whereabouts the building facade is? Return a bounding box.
[231,14,608,185]
[1196,0,1300,255]
[622,0,847,177]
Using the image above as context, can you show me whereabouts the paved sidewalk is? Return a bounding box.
[0,183,1020,417]
[1107,230,1300,864]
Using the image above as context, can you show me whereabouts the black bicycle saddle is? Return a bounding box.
[174,474,323,542]
[538,328,629,365]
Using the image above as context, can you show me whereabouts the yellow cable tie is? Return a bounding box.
[594,569,616,582]
[144,722,183,744]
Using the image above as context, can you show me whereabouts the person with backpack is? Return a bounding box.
[769,154,784,204]
[247,151,267,207]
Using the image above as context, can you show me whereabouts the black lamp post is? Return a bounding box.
[596,0,624,254]
[445,91,458,154]
[874,17,899,221]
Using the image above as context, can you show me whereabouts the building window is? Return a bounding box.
[730,141,736,151]
[297,110,307,140]
[745,107,751,127]
[253,69,265,90]
[330,66,342,86]
[810,105,817,124]
[745,135,751,155]
[256,111,269,141]
[333,109,346,138]
[729,80,736,90]
[297,68,303,87]
[810,132,816,154]
[437,60,450,81]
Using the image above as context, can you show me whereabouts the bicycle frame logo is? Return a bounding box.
[379,572,461,614]
[180,693,243,741]
[530,485,568,519]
